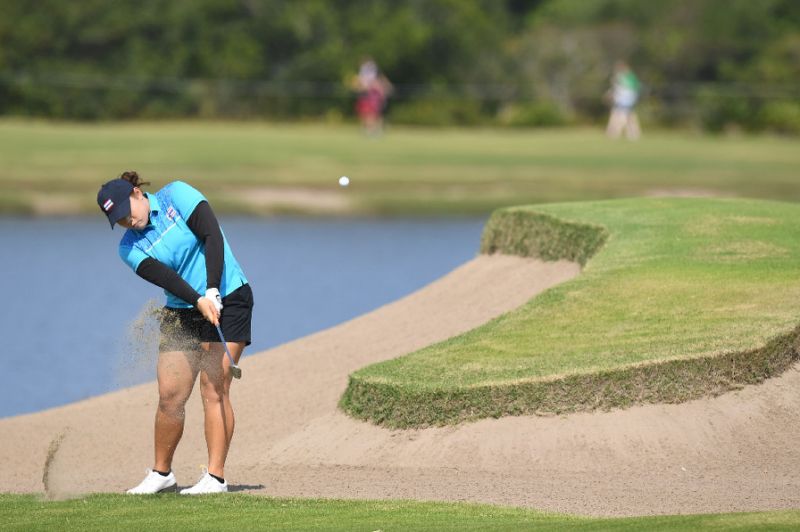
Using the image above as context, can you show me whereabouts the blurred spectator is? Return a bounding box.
[605,60,642,140]
[352,57,393,136]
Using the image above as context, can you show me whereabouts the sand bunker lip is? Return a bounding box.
[2,253,800,517]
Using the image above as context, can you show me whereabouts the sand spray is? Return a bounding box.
[113,299,201,388]
[112,299,163,389]
[41,428,70,500]
[38,302,163,500]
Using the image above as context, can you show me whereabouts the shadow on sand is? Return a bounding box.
[228,484,266,493]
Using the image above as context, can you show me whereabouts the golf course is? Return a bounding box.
[5,0,800,527]
[2,121,800,530]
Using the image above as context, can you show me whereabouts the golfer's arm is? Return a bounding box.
[136,258,202,307]
[186,201,223,290]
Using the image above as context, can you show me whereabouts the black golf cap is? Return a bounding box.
[97,178,134,228]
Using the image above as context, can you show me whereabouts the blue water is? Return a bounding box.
[0,216,486,418]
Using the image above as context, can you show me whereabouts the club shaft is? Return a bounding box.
[215,324,238,367]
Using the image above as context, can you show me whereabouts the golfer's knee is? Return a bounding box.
[158,389,189,417]
[199,381,227,404]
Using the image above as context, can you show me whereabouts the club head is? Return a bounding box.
[230,365,242,379]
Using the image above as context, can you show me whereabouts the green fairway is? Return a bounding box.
[342,198,800,427]
[1,120,799,215]
[3,494,800,531]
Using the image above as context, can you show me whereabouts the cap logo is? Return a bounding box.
[102,199,114,212]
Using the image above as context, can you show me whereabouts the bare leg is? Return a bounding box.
[154,350,199,473]
[364,114,377,135]
[198,341,246,478]
[606,108,626,138]
[626,111,641,140]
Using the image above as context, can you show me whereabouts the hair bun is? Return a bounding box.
[119,171,150,188]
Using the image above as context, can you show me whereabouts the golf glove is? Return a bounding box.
[204,288,223,313]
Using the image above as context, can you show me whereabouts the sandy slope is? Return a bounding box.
[2,254,799,517]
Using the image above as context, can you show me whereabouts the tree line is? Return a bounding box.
[1,0,798,132]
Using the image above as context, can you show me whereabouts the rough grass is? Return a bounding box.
[341,198,800,427]
[3,494,800,531]
[2,119,800,215]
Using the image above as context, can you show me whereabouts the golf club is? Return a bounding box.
[215,324,242,379]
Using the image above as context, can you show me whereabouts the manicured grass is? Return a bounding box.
[341,198,800,427]
[1,120,800,215]
[2,494,800,531]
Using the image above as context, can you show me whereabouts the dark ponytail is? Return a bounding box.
[119,171,150,188]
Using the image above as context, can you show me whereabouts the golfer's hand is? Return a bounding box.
[205,288,223,313]
[197,296,220,326]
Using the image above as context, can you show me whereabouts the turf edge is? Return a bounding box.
[478,207,609,266]
[340,327,800,427]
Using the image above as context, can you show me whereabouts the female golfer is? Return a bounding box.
[97,171,253,495]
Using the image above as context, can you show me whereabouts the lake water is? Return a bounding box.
[0,216,486,419]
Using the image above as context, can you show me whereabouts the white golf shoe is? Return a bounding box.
[126,469,177,494]
[180,469,228,495]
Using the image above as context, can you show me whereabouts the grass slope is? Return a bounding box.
[2,120,800,215]
[341,198,800,427]
[3,494,800,531]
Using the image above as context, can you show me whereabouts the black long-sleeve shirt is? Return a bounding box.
[135,201,224,306]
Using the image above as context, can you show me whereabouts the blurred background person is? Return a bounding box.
[352,57,393,136]
[605,60,642,140]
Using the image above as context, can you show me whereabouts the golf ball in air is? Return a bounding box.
[339,176,350,187]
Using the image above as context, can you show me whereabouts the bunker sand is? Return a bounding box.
[2,254,799,516]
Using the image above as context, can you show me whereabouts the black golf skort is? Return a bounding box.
[159,283,253,352]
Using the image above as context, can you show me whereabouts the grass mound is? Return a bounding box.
[341,198,800,427]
